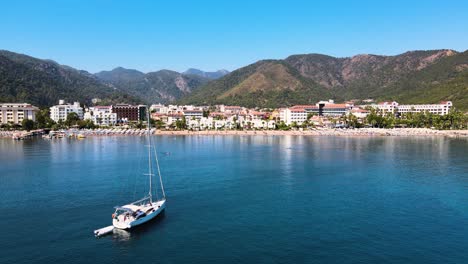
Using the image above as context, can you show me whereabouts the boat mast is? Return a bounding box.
[154,139,166,199]
[147,106,153,202]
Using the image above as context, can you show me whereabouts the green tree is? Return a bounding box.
[22,119,35,131]
[175,116,187,130]
[347,113,361,128]
[35,108,55,129]
[65,112,80,127]
[276,121,290,130]
[77,119,96,129]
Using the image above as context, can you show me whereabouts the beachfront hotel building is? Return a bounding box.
[84,106,117,126]
[281,106,310,125]
[373,101,452,115]
[50,100,83,122]
[281,100,354,125]
[396,101,453,115]
[112,104,146,123]
[374,101,399,114]
[0,103,39,124]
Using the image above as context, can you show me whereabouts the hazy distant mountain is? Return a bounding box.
[180,50,468,109]
[0,50,141,107]
[94,68,211,104]
[183,68,230,79]
[95,67,145,83]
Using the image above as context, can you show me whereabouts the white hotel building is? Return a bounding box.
[374,101,452,115]
[0,103,39,124]
[183,110,203,119]
[280,100,354,125]
[281,106,309,125]
[84,106,117,126]
[397,101,452,115]
[50,100,83,122]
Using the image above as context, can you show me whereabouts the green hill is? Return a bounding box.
[0,50,140,107]
[178,60,335,108]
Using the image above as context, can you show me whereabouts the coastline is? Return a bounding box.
[1,128,468,138]
[153,128,468,137]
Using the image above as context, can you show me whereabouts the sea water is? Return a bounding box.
[0,136,467,263]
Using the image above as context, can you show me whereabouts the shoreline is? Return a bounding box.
[1,128,468,138]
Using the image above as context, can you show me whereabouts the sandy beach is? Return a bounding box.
[151,128,468,137]
[1,128,468,138]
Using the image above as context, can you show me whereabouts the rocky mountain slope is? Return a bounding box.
[181,50,468,109]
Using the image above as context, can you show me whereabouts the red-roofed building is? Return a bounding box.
[321,103,351,116]
[350,108,370,118]
[220,105,243,114]
[183,110,203,119]
[281,100,354,124]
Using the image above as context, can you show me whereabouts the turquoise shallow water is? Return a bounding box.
[0,136,467,263]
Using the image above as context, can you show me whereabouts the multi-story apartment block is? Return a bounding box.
[281,100,355,125]
[50,100,83,122]
[0,103,39,124]
[282,105,310,125]
[112,104,146,122]
[84,106,117,126]
[396,101,452,115]
[373,101,452,115]
[183,110,203,120]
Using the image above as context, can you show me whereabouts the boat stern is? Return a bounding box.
[113,219,131,229]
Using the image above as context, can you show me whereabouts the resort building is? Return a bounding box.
[281,100,355,125]
[282,105,311,125]
[374,101,399,114]
[50,100,83,122]
[220,105,243,115]
[112,104,146,123]
[166,113,184,126]
[321,103,352,116]
[0,103,39,124]
[350,108,370,119]
[397,101,452,115]
[149,104,167,114]
[84,106,117,126]
[183,110,203,120]
[373,101,452,115]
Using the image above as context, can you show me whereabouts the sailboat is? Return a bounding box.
[94,107,166,236]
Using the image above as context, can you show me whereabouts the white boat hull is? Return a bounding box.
[113,199,166,229]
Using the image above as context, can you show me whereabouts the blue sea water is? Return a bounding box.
[0,135,467,264]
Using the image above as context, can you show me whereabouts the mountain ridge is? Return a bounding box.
[181,49,468,109]
[94,67,211,104]
[0,49,466,110]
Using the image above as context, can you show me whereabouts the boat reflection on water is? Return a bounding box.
[111,211,166,242]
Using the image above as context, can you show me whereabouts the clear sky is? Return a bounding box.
[1,0,467,73]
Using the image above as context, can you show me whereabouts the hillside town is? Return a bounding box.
[1,99,465,134]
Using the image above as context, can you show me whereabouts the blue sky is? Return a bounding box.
[1,0,467,73]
